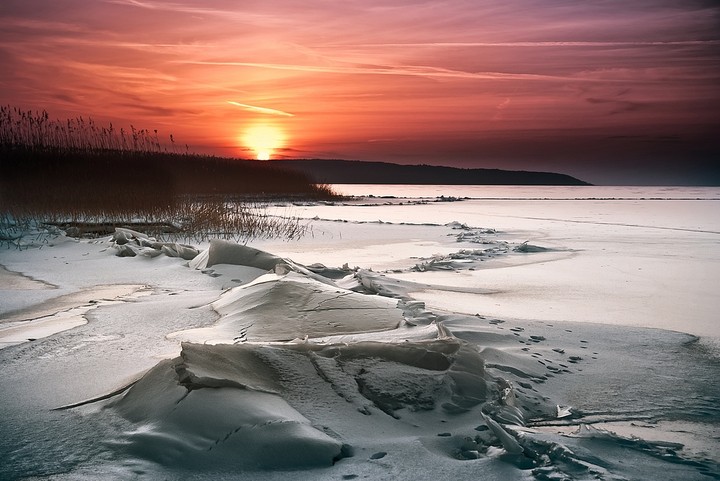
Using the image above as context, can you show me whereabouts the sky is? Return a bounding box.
[1,0,718,184]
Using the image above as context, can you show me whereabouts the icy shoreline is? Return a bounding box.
[1,197,719,480]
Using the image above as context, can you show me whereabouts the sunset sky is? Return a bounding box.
[1,0,718,184]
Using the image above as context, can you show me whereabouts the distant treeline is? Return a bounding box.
[0,106,336,216]
[270,159,591,186]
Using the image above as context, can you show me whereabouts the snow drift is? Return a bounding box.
[102,240,562,471]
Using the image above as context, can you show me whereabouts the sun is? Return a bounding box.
[242,125,284,160]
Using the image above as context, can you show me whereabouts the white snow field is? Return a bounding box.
[1,186,718,481]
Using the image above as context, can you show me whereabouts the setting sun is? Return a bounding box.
[242,125,284,160]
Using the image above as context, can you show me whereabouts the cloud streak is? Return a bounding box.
[184,60,577,82]
[103,0,291,26]
[322,40,720,48]
[227,101,294,117]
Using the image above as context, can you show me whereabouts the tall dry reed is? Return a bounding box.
[0,106,336,248]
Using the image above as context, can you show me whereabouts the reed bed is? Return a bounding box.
[0,106,336,248]
[0,105,180,153]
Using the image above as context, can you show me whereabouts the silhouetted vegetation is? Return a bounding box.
[0,106,337,245]
[270,159,591,185]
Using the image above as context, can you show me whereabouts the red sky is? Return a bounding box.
[1,0,718,184]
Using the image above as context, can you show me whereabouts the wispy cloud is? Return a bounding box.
[103,0,288,25]
[322,40,720,48]
[64,60,178,83]
[227,101,294,117]
[496,98,511,109]
[1,17,87,33]
[586,97,645,115]
[105,0,227,15]
[492,97,511,121]
[183,60,576,82]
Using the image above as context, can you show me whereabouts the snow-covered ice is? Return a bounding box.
[1,186,718,481]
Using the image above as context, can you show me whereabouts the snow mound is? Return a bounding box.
[204,239,285,270]
[171,271,404,343]
[110,351,344,470]
[104,243,570,472]
[109,334,533,470]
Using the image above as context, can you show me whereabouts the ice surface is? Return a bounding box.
[1,188,719,481]
[0,284,148,348]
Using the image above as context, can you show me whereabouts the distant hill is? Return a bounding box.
[269,159,590,185]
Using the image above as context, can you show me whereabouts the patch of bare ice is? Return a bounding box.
[0,284,150,348]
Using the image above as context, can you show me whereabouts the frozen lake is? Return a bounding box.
[1,184,718,480]
[261,185,720,343]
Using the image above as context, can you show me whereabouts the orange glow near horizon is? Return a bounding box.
[1,1,718,183]
[242,125,285,160]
